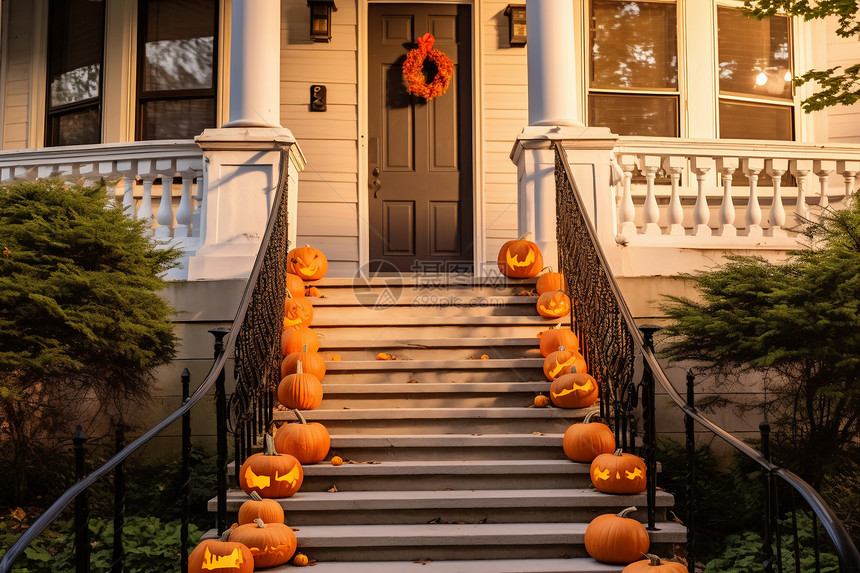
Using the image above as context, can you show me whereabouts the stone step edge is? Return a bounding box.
[296,459,592,476]
[303,277,539,287]
[275,406,596,421]
[309,316,567,327]
[311,382,552,393]
[258,558,626,573]
[309,295,540,306]
[317,337,543,349]
[323,358,547,370]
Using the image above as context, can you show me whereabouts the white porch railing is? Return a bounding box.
[613,137,860,246]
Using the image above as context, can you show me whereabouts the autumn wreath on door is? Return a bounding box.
[402,33,454,100]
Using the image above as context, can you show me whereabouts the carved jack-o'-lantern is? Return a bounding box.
[550,372,599,409]
[283,292,314,329]
[497,233,543,278]
[229,518,297,569]
[538,323,580,357]
[288,245,328,281]
[584,506,650,564]
[563,411,616,462]
[286,273,306,299]
[536,269,567,295]
[543,346,587,381]
[238,434,304,498]
[590,448,647,494]
[537,290,571,318]
[281,345,327,381]
[188,530,254,573]
[621,555,687,573]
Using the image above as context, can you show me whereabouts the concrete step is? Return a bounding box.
[316,337,543,361]
[305,276,541,297]
[318,358,547,384]
[310,315,566,340]
[310,296,542,319]
[262,558,627,573]
[305,382,551,408]
[215,488,674,526]
[275,406,592,434]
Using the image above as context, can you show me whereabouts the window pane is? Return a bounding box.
[140,99,215,140]
[142,0,216,92]
[590,93,678,137]
[719,100,793,140]
[718,8,791,100]
[48,0,105,108]
[591,0,677,90]
[49,106,101,146]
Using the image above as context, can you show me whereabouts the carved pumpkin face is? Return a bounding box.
[536,271,566,295]
[584,506,650,564]
[283,295,313,329]
[590,449,646,494]
[497,233,543,278]
[543,346,587,381]
[539,324,580,357]
[239,435,304,498]
[189,536,254,573]
[229,518,297,569]
[537,290,571,318]
[274,409,331,464]
[550,372,599,409]
[288,245,328,280]
[563,411,616,462]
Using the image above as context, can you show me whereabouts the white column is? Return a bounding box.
[526,0,581,126]
[224,0,281,127]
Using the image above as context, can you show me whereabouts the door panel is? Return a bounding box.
[368,3,473,273]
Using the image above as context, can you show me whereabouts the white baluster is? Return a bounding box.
[743,158,764,238]
[137,161,157,232]
[792,159,813,222]
[175,170,196,238]
[663,156,685,236]
[617,154,638,239]
[191,161,207,238]
[766,159,788,237]
[813,160,836,209]
[116,160,137,215]
[837,160,860,206]
[691,157,715,237]
[641,155,661,235]
[716,157,739,237]
[154,161,176,239]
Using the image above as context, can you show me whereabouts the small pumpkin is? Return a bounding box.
[534,395,550,408]
[550,372,599,409]
[281,326,320,356]
[543,346,587,381]
[283,291,314,329]
[622,555,687,573]
[591,448,647,494]
[536,268,567,294]
[563,411,616,462]
[188,529,253,573]
[278,362,324,410]
[331,456,343,466]
[238,490,285,525]
[274,409,331,463]
[539,323,580,357]
[497,232,543,278]
[281,344,327,380]
[288,244,328,280]
[229,517,297,568]
[293,553,310,566]
[537,290,571,318]
[305,285,322,297]
[584,506,650,564]
[286,273,306,299]
[238,434,304,498]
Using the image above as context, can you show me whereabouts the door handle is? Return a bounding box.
[371,167,382,198]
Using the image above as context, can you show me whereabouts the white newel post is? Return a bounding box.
[526,0,579,127]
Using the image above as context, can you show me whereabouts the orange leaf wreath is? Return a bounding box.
[402,33,454,100]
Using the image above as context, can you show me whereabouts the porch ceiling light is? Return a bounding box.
[504,4,527,47]
[308,0,336,43]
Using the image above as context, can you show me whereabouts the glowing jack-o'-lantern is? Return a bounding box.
[278,362,324,410]
[283,291,314,329]
[229,518,297,569]
[538,323,580,357]
[274,409,331,464]
[286,273,306,299]
[584,506,650,564]
[536,269,567,295]
[281,344,327,381]
[239,434,304,498]
[563,411,616,462]
[543,346,587,381]
[288,245,328,281]
[550,372,599,409]
[497,232,543,278]
[621,554,687,573]
[189,529,254,573]
[590,448,646,494]
[537,290,571,318]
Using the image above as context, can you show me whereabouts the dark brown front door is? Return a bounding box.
[367,3,473,273]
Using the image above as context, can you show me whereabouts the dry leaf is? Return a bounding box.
[326,485,339,493]
[376,352,397,360]
[480,354,489,360]
[414,560,432,565]
[331,355,342,361]
[407,379,418,384]
[427,517,441,524]
[11,508,25,522]
[532,431,544,436]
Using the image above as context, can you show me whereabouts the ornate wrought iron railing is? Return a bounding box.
[0,148,291,573]
[554,141,860,573]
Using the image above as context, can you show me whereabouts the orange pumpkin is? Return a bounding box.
[543,346,587,381]
[331,456,343,466]
[537,290,571,318]
[584,506,650,564]
[563,411,616,462]
[238,490,285,525]
[238,434,304,498]
[188,530,254,573]
[281,345,327,381]
[229,518,297,569]
[293,553,310,566]
[286,273,306,299]
[536,269,567,295]
[288,244,328,281]
[539,324,580,357]
[550,372,599,409]
[278,362,323,410]
[281,326,319,356]
[622,555,687,573]
[274,409,331,464]
[497,232,543,278]
[591,448,647,494]
[534,395,550,408]
[283,292,314,329]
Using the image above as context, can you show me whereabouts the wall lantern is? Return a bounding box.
[504,4,527,47]
[308,0,336,42]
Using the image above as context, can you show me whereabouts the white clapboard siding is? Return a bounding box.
[825,14,860,144]
[2,1,36,150]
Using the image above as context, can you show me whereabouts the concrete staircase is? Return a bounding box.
[210,277,685,572]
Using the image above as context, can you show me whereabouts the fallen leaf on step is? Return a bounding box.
[331,354,342,361]
[377,352,397,360]
[308,558,319,566]
[326,485,338,493]
[455,521,465,524]
[291,527,300,531]
[413,560,432,565]
[532,432,545,436]
[480,354,489,360]
[427,517,442,524]
[435,488,454,491]
[471,433,482,436]
[478,518,488,524]
[516,289,538,296]
[407,379,418,384]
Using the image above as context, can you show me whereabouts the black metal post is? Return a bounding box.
[210,327,230,535]
[639,325,660,531]
[180,368,191,573]
[73,426,89,573]
[111,423,125,573]
[761,416,776,573]
[685,369,697,573]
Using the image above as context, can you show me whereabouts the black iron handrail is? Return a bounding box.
[0,148,291,572]
[553,141,860,572]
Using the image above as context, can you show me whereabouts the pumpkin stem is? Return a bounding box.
[539,266,553,274]
[297,361,304,375]
[293,409,307,424]
[286,288,294,300]
[617,506,638,519]
[302,344,308,352]
[254,518,266,528]
[263,433,277,455]
[219,529,233,542]
[645,554,662,566]
[518,231,534,241]
[613,447,624,456]
[583,411,598,424]
[558,346,565,352]
[250,491,264,502]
